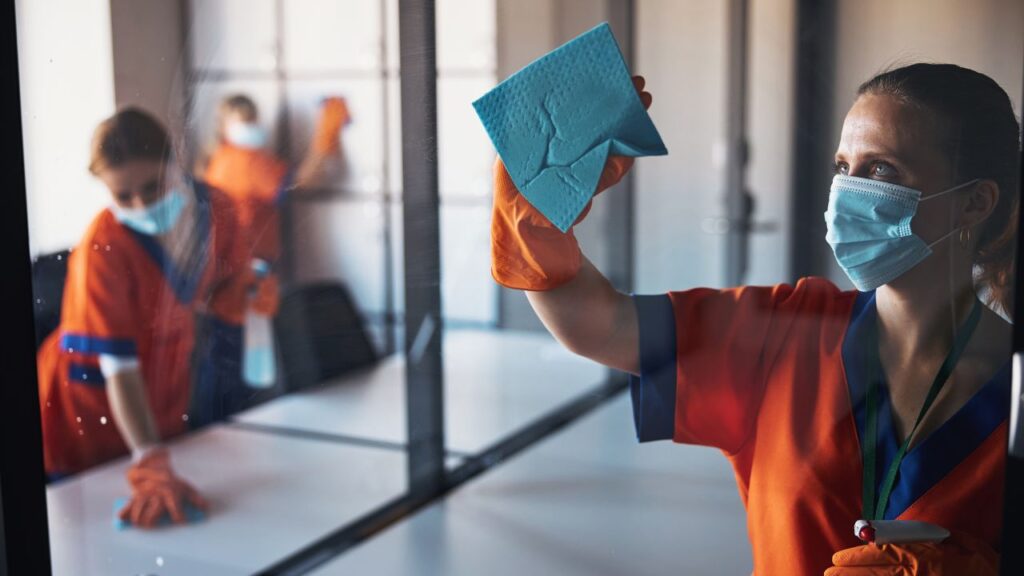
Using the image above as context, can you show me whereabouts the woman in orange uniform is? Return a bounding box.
[36,107,273,527]
[192,95,347,409]
[492,64,1018,574]
[202,94,348,267]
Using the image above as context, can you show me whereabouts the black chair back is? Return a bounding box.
[31,250,70,350]
[274,282,379,391]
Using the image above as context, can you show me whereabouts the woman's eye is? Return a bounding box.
[872,163,896,177]
[833,162,849,175]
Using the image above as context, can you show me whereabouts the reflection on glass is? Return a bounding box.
[25,1,409,573]
[15,0,1021,575]
[37,108,221,486]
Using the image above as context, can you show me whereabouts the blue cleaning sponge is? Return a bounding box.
[473,22,668,232]
[112,497,206,530]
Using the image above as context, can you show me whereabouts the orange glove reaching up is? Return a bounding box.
[824,531,999,575]
[313,97,350,155]
[490,76,652,291]
[117,448,209,529]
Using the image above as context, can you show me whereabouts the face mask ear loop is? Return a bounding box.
[918,178,982,203]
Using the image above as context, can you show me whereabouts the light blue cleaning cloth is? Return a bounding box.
[472,22,668,232]
[112,497,206,530]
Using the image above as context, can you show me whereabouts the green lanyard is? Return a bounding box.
[861,297,982,520]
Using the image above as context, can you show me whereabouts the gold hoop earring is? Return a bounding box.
[959,227,971,249]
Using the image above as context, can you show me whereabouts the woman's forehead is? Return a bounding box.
[224,107,257,122]
[837,94,945,165]
[99,160,165,187]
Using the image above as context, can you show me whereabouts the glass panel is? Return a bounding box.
[188,78,282,162]
[437,0,616,464]
[285,78,386,194]
[282,0,383,73]
[428,1,1023,575]
[15,0,1024,574]
[20,0,411,573]
[440,204,496,325]
[437,0,496,71]
[189,0,278,73]
[438,77,496,199]
[290,198,391,349]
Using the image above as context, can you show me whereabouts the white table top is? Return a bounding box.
[312,394,753,576]
[234,328,610,454]
[47,426,407,576]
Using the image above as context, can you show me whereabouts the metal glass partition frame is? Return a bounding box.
[0,0,53,572]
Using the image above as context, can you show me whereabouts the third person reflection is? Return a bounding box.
[193,95,349,414]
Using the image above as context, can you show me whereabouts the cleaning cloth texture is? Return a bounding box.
[472,22,667,232]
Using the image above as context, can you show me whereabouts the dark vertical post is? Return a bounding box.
[398,0,445,496]
[380,0,398,355]
[723,0,750,286]
[789,0,837,280]
[0,1,53,573]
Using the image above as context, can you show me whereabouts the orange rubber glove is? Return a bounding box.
[313,97,349,155]
[118,448,209,529]
[490,76,652,291]
[824,531,999,575]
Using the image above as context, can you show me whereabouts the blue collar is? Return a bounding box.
[844,291,1010,519]
[124,181,212,305]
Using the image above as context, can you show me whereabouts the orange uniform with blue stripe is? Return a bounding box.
[630,277,1007,575]
[37,184,249,475]
[204,144,291,264]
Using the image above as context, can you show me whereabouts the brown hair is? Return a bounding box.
[858,64,1021,313]
[218,94,259,125]
[88,107,171,175]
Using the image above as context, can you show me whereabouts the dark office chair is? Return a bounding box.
[31,249,71,350]
[274,282,379,391]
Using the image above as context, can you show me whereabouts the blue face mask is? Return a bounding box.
[112,187,188,236]
[824,175,978,291]
[225,122,267,150]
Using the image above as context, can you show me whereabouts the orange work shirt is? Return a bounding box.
[37,184,248,474]
[630,277,1007,574]
[204,144,290,264]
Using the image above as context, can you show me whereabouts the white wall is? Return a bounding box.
[110,0,187,130]
[834,0,1023,119]
[633,0,798,293]
[745,0,795,286]
[17,0,187,257]
[17,0,117,257]
[634,0,729,292]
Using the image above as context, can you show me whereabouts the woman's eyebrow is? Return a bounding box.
[845,149,910,167]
